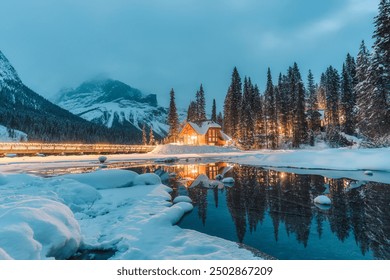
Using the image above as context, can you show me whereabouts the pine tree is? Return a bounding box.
[187,101,197,122]
[264,68,278,149]
[276,73,289,145]
[211,99,217,122]
[216,112,223,126]
[287,63,308,148]
[223,67,242,140]
[149,126,155,145]
[323,66,341,146]
[306,70,321,145]
[340,54,357,135]
[240,77,255,149]
[167,88,179,142]
[142,124,147,145]
[355,41,372,137]
[253,85,265,148]
[307,70,317,112]
[197,84,206,122]
[369,0,390,143]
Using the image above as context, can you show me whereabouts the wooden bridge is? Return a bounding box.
[0,142,156,156]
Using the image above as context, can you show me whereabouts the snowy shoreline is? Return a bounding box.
[1,145,389,173]
[0,169,262,260]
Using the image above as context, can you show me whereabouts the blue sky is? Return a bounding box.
[0,0,379,111]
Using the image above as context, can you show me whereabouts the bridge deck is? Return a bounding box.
[0,143,156,156]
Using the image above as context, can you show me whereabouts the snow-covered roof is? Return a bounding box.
[187,121,221,135]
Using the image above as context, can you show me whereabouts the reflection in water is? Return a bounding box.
[157,164,390,260]
[126,162,390,259]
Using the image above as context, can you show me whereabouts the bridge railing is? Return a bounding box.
[0,142,156,156]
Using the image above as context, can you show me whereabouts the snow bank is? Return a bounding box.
[173,196,192,204]
[0,197,81,260]
[61,169,138,189]
[235,148,390,172]
[133,173,161,185]
[0,169,261,260]
[151,144,240,155]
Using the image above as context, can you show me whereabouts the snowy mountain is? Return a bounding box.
[0,51,21,87]
[56,79,179,138]
[0,50,135,143]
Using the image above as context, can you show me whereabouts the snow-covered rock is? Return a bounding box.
[314,195,332,205]
[98,156,107,163]
[222,177,235,184]
[61,169,138,189]
[364,170,373,176]
[133,173,162,185]
[173,196,192,204]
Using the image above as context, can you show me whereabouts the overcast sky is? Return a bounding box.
[0,0,379,111]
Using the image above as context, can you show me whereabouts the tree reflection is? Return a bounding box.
[135,163,390,259]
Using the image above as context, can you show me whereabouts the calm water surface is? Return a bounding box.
[129,162,390,260]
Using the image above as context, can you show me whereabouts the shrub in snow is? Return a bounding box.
[173,196,192,204]
[215,174,223,181]
[314,195,332,205]
[98,156,107,163]
[133,173,162,186]
[364,170,373,176]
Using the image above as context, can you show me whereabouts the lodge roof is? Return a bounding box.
[187,121,221,135]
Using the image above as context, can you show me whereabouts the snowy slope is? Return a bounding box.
[0,51,21,88]
[56,79,185,138]
[0,125,27,142]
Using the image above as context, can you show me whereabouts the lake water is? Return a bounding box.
[128,162,390,260]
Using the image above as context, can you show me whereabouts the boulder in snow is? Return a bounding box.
[98,156,107,163]
[314,195,332,205]
[364,170,373,176]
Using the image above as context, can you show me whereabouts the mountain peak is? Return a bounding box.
[0,50,21,86]
[57,78,158,107]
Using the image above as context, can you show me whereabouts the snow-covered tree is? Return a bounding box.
[340,54,357,135]
[240,77,255,149]
[264,68,278,149]
[224,67,242,140]
[167,88,179,142]
[196,84,206,122]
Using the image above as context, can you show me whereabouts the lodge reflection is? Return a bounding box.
[184,164,389,260]
[131,163,390,259]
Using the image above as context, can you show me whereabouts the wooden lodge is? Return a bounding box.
[178,121,231,146]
